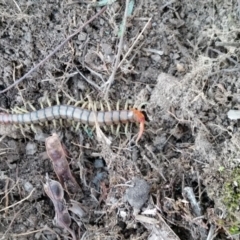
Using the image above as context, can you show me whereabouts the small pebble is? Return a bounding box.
[25,142,37,155]
[24,182,34,192]
[100,43,112,55]
[151,54,161,62]
[125,178,150,210]
[35,132,49,142]
[78,32,87,41]
[94,158,105,168]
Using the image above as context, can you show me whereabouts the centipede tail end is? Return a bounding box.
[131,109,145,143]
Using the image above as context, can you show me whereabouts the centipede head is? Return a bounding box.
[131,108,145,143]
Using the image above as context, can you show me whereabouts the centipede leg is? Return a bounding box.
[75,122,81,131]
[19,125,27,138]
[115,124,120,136]
[124,123,129,137]
[30,124,37,133]
[27,102,36,111]
[115,100,121,136]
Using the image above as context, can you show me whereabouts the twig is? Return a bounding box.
[182,187,202,217]
[102,0,130,99]
[11,224,61,238]
[1,206,25,239]
[0,188,35,212]
[12,0,22,12]
[207,47,240,66]
[4,178,9,216]
[143,154,166,182]
[75,66,101,91]
[117,17,152,69]
[0,6,107,94]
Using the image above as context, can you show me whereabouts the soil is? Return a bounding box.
[1,0,240,239]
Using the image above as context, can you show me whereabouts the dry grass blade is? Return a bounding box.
[45,133,81,193]
[0,188,35,213]
[102,0,130,99]
[102,15,152,98]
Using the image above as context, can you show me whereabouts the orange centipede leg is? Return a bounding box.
[131,109,145,143]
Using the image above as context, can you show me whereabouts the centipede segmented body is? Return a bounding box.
[0,105,145,142]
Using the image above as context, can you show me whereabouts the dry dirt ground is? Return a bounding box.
[1,0,240,239]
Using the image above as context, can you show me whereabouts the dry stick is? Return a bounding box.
[4,178,9,216]
[11,225,60,238]
[103,17,151,97]
[75,66,101,91]
[0,6,107,94]
[0,188,35,212]
[1,206,25,239]
[118,17,152,69]
[103,0,129,99]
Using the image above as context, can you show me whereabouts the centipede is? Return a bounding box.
[0,105,145,142]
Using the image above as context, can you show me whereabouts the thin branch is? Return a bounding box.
[102,0,129,99]
[118,17,152,69]
[0,6,107,94]
[0,188,35,212]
